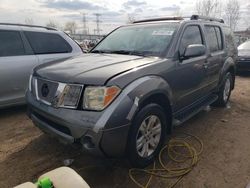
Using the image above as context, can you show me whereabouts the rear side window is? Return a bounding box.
[215,27,223,50]
[205,26,223,52]
[24,32,72,54]
[0,30,25,57]
[179,25,203,56]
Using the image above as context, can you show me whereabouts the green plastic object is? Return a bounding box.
[36,177,53,188]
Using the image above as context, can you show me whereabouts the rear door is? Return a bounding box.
[24,31,74,64]
[203,25,224,90]
[0,29,38,106]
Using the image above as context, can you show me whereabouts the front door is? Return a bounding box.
[173,24,208,110]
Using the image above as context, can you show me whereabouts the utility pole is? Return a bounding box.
[94,13,102,35]
[82,12,89,34]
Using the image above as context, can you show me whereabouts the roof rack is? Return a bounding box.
[0,23,57,31]
[133,17,183,24]
[191,15,224,23]
[133,15,224,24]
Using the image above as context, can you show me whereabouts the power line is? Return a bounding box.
[94,13,102,35]
[82,12,89,34]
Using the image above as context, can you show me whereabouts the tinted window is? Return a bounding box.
[179,25,203,56]
[24,32,72,54]
[0,30,25,57]
[205,26,221,52]
[215,27,223,50]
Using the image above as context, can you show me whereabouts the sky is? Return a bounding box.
[0,0,249,34]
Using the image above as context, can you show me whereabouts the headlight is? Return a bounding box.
[56,84,82,108]
[83,86,121,110]
[62,85,82,107]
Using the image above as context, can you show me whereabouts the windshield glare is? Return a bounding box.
[92,23,179,57]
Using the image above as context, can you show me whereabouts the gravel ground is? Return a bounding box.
[0,75,250,188]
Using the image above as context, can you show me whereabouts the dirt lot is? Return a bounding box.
[0,75,250,188]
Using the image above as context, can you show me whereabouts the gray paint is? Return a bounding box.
[26,19,237,157]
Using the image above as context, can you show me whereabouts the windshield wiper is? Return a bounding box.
[91,49,156,57]
[91,49,109,53]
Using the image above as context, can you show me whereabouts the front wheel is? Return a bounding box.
[213,72,233,107]
[127,103,167,168]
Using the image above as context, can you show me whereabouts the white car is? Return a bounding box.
[0,23,82,109]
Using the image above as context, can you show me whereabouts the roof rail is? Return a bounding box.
[191,15,224,23]
[133,17,183,24]
[0,23,57,30]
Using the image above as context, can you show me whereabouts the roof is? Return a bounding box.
[0,23,57,31]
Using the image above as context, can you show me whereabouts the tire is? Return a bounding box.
[213,72,233,107]
[127,103,167,168]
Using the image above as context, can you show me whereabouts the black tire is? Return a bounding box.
[127,103,167,168]
[213,72,233,107]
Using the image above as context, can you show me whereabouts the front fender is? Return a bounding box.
[94,76,173,132]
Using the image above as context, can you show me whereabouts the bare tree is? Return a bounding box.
[224,0,240,31]
[46,20,59,29]
[24,18,34,25]
[127,14,135,24]
[64,21,77,34]
[196,0,222,17]
[243,4,250,30]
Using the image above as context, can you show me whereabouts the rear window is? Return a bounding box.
[24,32,72,54]
[0,30,25,57]
[205,26,223,52]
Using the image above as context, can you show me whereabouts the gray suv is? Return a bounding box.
[0,23,82,109]
[26,15,237,167]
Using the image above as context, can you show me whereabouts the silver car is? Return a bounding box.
[0,23,82,109]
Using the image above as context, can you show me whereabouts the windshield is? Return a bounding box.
[92,23,179,57]
[238,40,250,50]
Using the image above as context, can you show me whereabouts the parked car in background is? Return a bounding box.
[0,23,82,109]
[27,15,237,167]
[237,40,250,72]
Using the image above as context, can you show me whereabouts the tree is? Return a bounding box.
[243,5,250,30]
[196,0,221,17]
[64,21,77,34]
[46,20,59,29]
[127,14,135,24]
[24,18,34,25]
[224,0,240,31]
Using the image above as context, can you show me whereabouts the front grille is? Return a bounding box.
[33,77,83,109]
[36,78,59,105]
[33,111,71,136]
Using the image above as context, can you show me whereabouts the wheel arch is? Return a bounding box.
[219,57,236,90]
[139,92,173,134]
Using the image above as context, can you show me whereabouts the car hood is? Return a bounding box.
[238,49,250,57]
[35,53,159,85]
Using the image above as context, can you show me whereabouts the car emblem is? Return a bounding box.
[41,83,49,97]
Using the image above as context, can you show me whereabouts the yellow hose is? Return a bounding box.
[129,133,203,188]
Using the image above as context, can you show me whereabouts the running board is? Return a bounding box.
[173,94,218,127]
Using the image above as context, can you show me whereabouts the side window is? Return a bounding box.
[205,26,220,52]
[0,30,25,57]
[24,32,72,54]
[215,27,223,50]
[179,25,203,56]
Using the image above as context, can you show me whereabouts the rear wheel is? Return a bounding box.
[213,72,233,107]
[127,103,167,168]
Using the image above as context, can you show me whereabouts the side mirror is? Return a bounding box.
[183,44,206,59]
